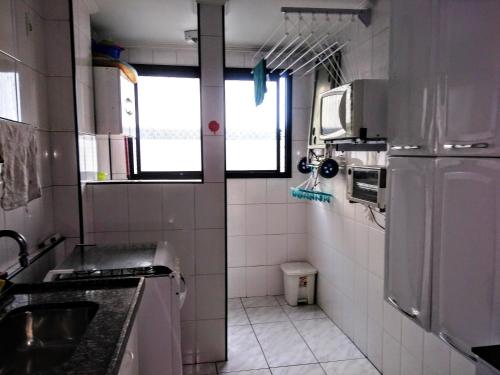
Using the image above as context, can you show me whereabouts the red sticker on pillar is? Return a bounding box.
[208,120,220,134]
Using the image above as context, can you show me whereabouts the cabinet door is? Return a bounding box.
[436,0,500,157]
[387,0,438,156]
[0,0,16,58]
[118,321,139,375]
[432,158,500,359]
[170,274,183,375]
[385,157,434,329]
[138,277,173,375]
[94,67,122,134]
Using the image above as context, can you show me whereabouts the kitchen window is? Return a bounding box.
[130,65,291,180]
[225,68,292,178]
[132,64,202,180]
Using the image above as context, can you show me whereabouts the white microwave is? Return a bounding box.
[319,79,387,141]
[347,165,386,211]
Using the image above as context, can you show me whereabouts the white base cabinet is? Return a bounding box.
[137,275,183,375]
[118,321,139,375]
[432,158,500,359]
[118,274,183,375]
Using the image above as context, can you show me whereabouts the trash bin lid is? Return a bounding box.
[280,262,317,276]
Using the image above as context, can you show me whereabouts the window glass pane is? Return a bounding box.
[137,75,201,172]
[225,79,277,171]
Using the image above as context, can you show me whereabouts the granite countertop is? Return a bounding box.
[472,345,500,371]
[0,278,145,375]
[60,243,157,271]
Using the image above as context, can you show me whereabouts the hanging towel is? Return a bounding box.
[253,59,267,106]
[0,118,41,210]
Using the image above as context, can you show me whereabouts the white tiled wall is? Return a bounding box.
[0,0,87,266]
[227,73,312,298]
[45,0,82,252]
[305,1,476,374]
[0,0,77,269]
[227,181,309,297]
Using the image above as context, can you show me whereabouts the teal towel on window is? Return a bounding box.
[253,59,267,106]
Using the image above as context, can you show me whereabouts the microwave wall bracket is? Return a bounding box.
[325,138,387,152]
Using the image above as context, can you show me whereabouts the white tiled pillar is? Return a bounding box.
[47,0,82,251]
[189,0,227,364]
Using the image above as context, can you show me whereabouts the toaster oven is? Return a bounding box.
[347,165,386,211]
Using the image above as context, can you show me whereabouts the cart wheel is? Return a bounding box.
[318,158,339,178]
[297,157,312,174]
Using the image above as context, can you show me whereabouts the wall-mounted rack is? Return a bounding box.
[251,1,373,82]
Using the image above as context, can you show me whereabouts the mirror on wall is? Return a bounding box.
[74,0,201,183]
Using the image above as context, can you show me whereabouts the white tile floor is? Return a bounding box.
[183,296,381,375]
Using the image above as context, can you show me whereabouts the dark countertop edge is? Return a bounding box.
[105,277,145,375]
[472,345,500,371]
[7,277,143,294]
[86,179,202,185]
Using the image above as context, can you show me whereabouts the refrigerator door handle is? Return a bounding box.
[387,296,420,319]
[390,145,421,150]
[443,142,489,150]
[439,331,477,362]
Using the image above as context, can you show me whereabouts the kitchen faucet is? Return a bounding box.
[0,230,28,268]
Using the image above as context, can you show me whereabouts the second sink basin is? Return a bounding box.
[0,301,98,374]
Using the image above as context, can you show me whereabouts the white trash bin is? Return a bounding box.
[280,262,317,306]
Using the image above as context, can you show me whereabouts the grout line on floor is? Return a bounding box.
[242,298,273,371]
[312,304,380,373]
[310,304,382,374]
[284,306,327,375]
[248,300,324,370]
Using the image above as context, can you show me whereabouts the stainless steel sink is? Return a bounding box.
[0,301,98,374]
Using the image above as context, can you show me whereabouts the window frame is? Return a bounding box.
[129,65,292,181]
[224,68,292,179]
[131,64,203,180]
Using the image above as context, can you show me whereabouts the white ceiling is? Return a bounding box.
[91,0,368,49]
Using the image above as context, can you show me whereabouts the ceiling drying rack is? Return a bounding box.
[252,1,373,82]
